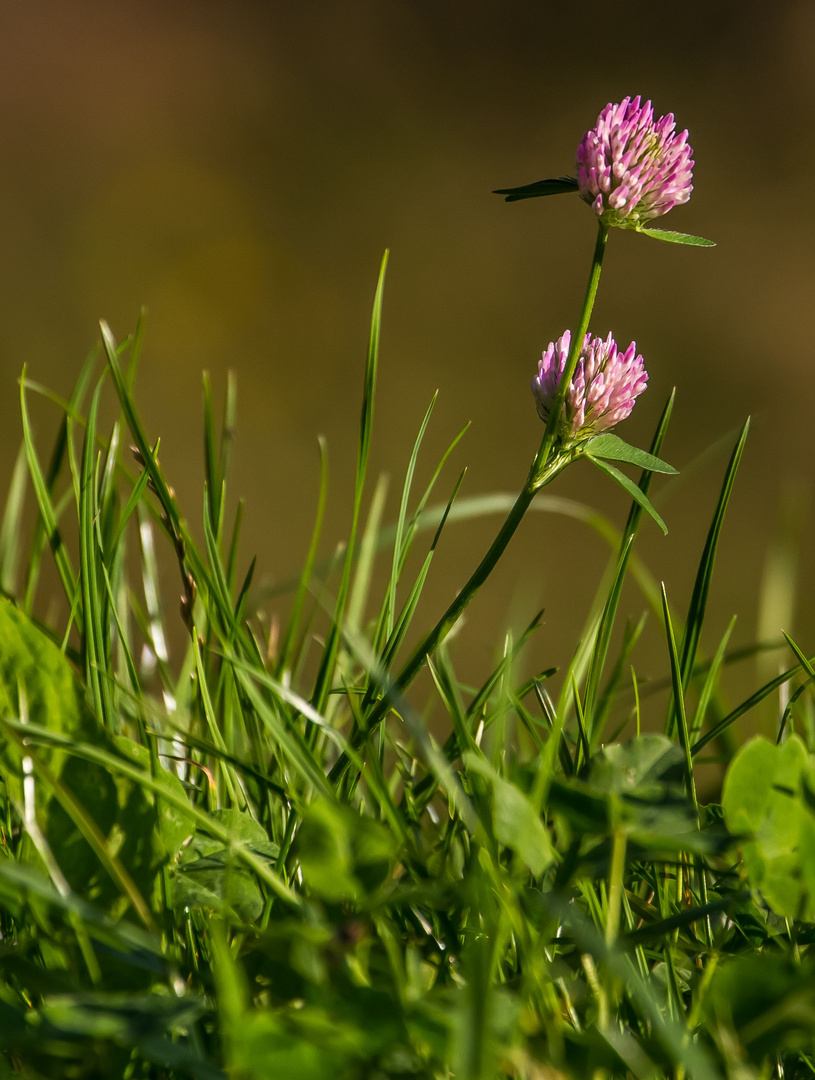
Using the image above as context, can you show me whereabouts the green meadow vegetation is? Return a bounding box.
[0,98,814,1079]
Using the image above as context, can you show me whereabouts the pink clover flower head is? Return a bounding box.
[532,330,648,440]
[576,96,694,228]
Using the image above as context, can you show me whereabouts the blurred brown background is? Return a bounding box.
[0,0,812,736]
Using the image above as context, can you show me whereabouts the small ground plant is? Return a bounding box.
[0,96,814,1080]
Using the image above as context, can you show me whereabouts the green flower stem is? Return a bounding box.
[386,220,609,701]
[535,220,609,479]
[328,221,610,785]
[605,824,627,948]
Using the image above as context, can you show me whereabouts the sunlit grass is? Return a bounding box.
[0,225,813,1078]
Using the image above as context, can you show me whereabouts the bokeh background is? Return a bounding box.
[1,0,812,738]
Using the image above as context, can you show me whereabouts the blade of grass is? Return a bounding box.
[584,390,675,737]
[277,437,329,676]
[20,367,79,622]
[382,392,438,643]
[22,348,96,613]
[691,653,815,755]
[667,419,750,736]
[690,615,736,739]
[311,251,388,713]
[0,444,28,596]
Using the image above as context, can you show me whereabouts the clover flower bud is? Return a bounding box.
[576,96,693,228]
[532,330,648,440]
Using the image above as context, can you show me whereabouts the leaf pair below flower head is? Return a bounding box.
[583,432,677,536]
[493,177,715,246]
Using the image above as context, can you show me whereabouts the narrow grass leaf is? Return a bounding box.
[0,444,28,595]
[311,251,388,713]
[668,419,750,734]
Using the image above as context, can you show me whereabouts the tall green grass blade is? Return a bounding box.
[691,615,736,739]
[311,251,388,713]
[591,612,648,741]
[379,467,466,672]
[278,437,328,676]
[0,444,28,596]
[667,419,750,735]
[584,390,675,736]
[661,584,698,812]
[691,653,815,755]
[347,472,389,635]
[382,392,437,642]
[203,371,220,536]
[22,348,96,613]
[20,367,80,623]
[79,380,115,728]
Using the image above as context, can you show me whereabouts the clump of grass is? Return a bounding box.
[0,96,813,1080]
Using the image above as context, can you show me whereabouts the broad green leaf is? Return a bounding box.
[493,176,579,201]
[722,735,815,919]
[589,735,685,795]
[0,597,177,923]
[229,1013,338,1080]
[112,736,191,859]
[463,754,554,875]
[585,433,677,474]
[588,456,668,534]
[704,955,815,1066]
[638,228,716,247]
[550,736,707,853]
[295,799,396,901]
[168,809,279,923]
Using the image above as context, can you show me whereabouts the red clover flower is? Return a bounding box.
[576,96,694,229]
[532,330,648,441]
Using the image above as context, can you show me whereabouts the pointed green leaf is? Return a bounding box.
[638,228,716,247]
[463,754,555,875]
[586,433,677,474]
[670,418,750,736]
[493,176,578,201]
[588,456,668,534]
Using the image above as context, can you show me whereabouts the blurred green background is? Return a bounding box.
[1,0,812,731]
